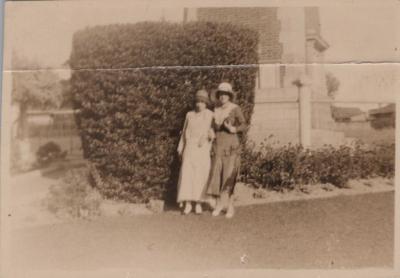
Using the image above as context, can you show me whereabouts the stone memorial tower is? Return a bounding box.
[184,7,342,147]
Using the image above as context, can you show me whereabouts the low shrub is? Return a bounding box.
[241,140,395,191]
[370,115,395,130]
[371,142,395,178]
[46,168,103,219]
[36,141,67,167]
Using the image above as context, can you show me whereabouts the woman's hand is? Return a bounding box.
[198,135,206,147]
[177,144,184,157]
[207,129,215,141]
[223,120,237,133]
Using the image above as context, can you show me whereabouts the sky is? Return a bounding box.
[320,5,397,63]
[319,5,398,108]
[4,1,399,106]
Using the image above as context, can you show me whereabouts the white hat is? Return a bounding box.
[217,82,233,93]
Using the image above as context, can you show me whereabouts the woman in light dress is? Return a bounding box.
[176,90,215,215]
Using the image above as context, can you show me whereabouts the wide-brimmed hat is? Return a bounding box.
[195,89,210,104]
[216,82,235,100]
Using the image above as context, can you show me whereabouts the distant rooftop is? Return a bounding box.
[369,103,395,115]
[331,106,364,121]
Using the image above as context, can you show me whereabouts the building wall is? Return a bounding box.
[304,8,333,130]
[248,87,300,146]
[197,7,283,64]
[304,7,329,100]
[305,7,321,34]
[306,45,329,100]
[197,7,301,145]
[248,100,300,146]
[333,121,395,145]
[196,7,287,90]
[277,7,307,88]
[194,7,338,146]
[312,102,336,129]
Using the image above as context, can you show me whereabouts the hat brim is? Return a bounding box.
[195,96,210,104]
[216,90,235,100]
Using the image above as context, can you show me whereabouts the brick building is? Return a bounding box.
[184,7,342,146]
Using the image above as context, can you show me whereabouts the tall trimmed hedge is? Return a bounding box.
[69,21,258,203]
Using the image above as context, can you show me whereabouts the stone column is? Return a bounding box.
[183,8,197,22]
[294,76,312,148]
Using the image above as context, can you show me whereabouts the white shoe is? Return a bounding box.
[226,204,235,219]
[183,203,192,215]
[207,198,217,209]
[212,205,223,217]
[195,203,203,214]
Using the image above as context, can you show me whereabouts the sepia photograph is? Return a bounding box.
[1,0,399,277]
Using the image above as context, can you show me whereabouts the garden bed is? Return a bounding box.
[7,165,394,230]
[6,138,395,229]
[235,178,394,207]
[241,141,395,191]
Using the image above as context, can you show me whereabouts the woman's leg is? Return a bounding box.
[226,194,235,218]
[212,196,222,216]
[183,201,192,214]
[195,202,203,214]
[208,154,223,216]
[221,154,240,218]
[205,196,217,209]
[212,197,220,216]
[212,191,228,216]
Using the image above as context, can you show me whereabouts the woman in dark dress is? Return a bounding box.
[207,82,246,218]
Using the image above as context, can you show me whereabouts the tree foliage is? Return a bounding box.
[326,72,340,99]
[11,53,63,139]
[12,53,63,109]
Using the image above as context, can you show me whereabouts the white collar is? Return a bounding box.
[214,102,237,124]
[216,102,237,111]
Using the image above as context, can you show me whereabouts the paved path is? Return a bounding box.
[6,192,394,272]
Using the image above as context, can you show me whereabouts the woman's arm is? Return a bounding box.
[233,107,247,133]
[199,111,215,146]
[223,107,247,134]
[208,112,216,140]
[177,114,189,154]
[213,118,223,132]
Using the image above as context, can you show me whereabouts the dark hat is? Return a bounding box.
[195,89,210,104]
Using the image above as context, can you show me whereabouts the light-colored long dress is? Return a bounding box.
[177,109,214,203]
